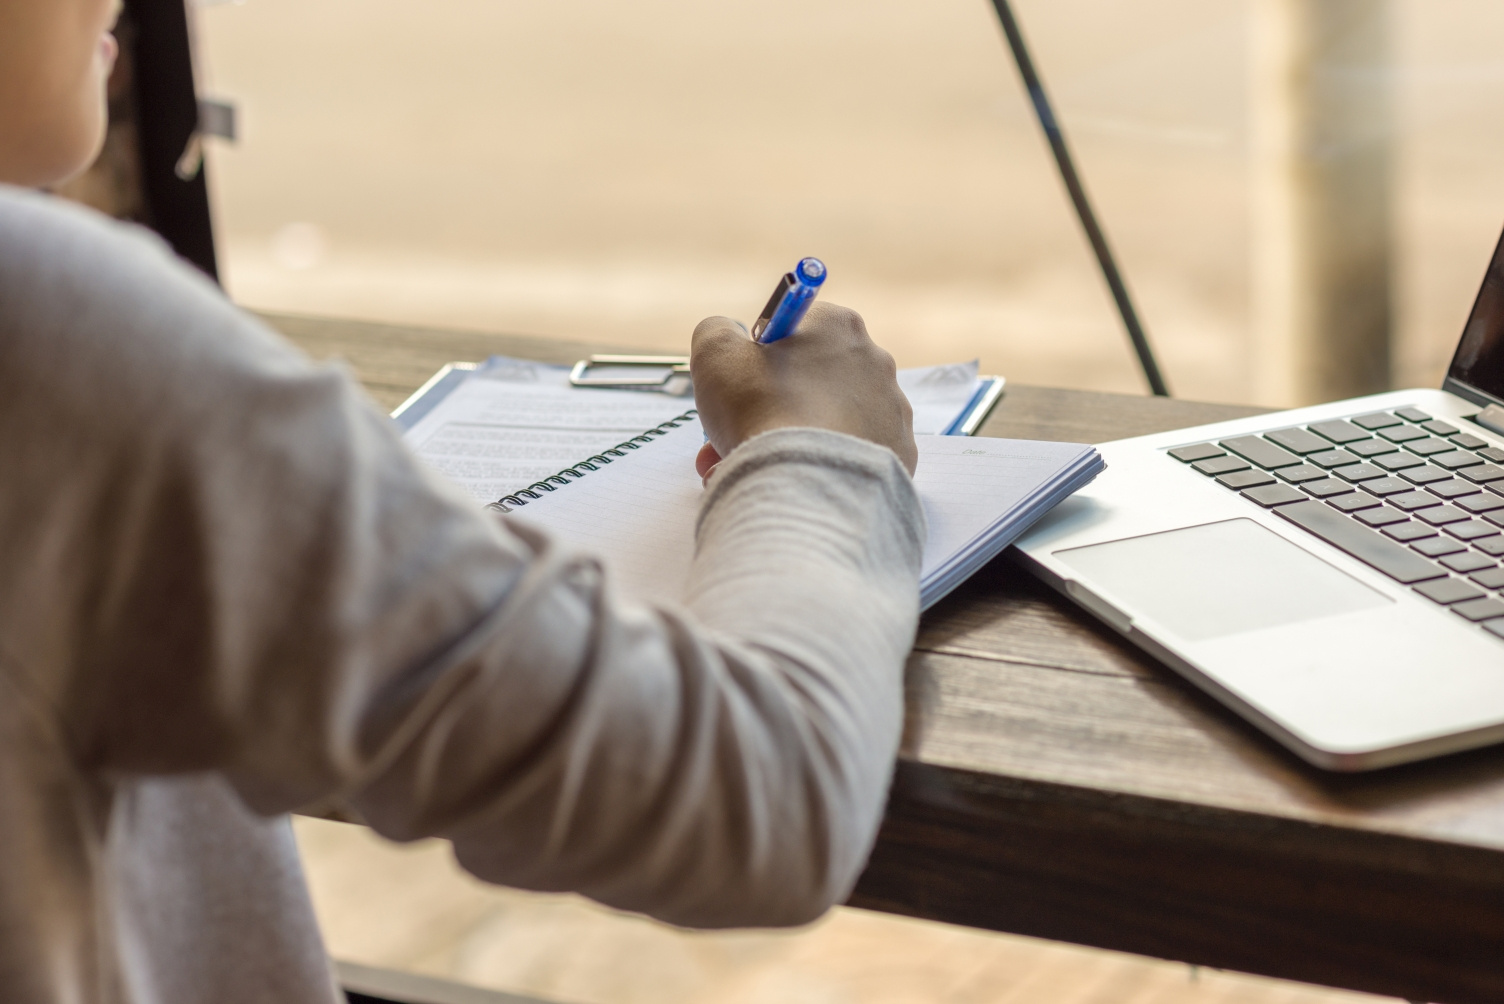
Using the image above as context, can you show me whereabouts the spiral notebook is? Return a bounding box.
[495,411,1104,611]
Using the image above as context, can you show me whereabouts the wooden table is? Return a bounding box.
[267,313,1504,1004]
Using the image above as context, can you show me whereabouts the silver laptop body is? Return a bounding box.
[1015,231,1504,771]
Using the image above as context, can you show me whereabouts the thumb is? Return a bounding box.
[690,315,762,457]
[695,441,722,484]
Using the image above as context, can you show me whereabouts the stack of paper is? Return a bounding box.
[911,434,1104,607]
[397,356,1003,504]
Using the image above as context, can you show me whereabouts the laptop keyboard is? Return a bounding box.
[1168,406,1504,642]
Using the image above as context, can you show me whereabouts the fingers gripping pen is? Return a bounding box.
[752,257,827,343]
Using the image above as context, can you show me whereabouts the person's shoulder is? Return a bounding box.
[0,185,319,419]
[0,184,220,313]
[0,183,175,264]
[0,184,217,325]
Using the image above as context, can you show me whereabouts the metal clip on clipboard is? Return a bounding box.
[569,355,692,394]
[569,354,1005,433]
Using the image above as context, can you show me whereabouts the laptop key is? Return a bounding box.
[1452,433,1490,450]
[1276,464,1328,484]
[1170,443,1224,463]
[1277,501,1447,583]
[1303,478,1354,499]
[1264,427,1333,455]
[1431,450,1485,470]
[1356,507,1409,528]
[1417,505,1471,526]
[1396,407,1433,423]
[1194,455,1250,476]
[1429,479,1483,500]
[1334,464,1386,483]
[1447,520,1500,541]
[1442,552,1496,573]
[1415,578,1487,605]
[1349,439,1399,458]
[1479,447,1504,464]
[1388,490,1443,512]
[1329,492,1382,512]
[1242,484,1308,507]
[1484,620,1504,640]
[1472,567,1504,589]
[1351,412,1404,430]
[1384,521,1438,542]
[1379,424,1429,443]
[1414,536,1467,557]
[1309,420,1372,444]
[1401,465,1454,485]
[1221,435,1301,469]
[1406,438,1456,457]
[1361,477,1414,497]
[1373,452,1426,471]
[1455,493,1504,513]
[1474,536,1504,557]
[1459,463,1504,483]
[1311,447,1371,468]
[1309,449,1362,469]
[1421,419,1458,435]
[1218,469,1275,490]
[1452,597,1504,622]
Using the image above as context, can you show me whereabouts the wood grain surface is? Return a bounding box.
[263,312,1504,1004]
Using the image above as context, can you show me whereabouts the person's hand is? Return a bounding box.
[690,302,917,481]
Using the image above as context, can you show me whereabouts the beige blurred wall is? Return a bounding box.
[196,0,1504,404]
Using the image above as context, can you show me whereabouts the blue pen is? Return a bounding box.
[752,257,826,343]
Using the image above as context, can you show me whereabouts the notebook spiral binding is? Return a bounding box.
[487,409,699,513]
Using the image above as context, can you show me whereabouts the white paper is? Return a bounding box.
[897,360,981,435]
[508,421,706,604]
[402,359,694,503]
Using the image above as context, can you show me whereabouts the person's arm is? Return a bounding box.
[0,189,923,928]
[364,426,922,927]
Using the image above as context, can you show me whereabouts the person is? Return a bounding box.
[0,1,925,1001]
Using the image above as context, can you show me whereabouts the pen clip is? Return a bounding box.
[752,273,796,341]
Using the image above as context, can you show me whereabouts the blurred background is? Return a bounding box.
[193,0,1504,407]
[178,1,1501,1001]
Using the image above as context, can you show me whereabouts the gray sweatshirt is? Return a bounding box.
[0,187,924,1003]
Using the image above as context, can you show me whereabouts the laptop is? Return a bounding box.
[1014,228,1504,771]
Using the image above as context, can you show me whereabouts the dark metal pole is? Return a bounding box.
[124,0,219,281]
[987,0,1169,396]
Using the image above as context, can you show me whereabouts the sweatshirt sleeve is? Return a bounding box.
[0,187,925,929]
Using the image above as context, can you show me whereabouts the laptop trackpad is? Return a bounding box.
[1055,518,1390,641]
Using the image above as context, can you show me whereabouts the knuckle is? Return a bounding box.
[807,301,863,335]
[693,315,745,339]
[691,317,744,354]
[827,303,865,332]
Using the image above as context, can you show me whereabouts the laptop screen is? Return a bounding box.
[1448,228,1504,404]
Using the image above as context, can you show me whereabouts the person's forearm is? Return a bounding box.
[678,428,925,922]
[381,430,924,928]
